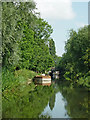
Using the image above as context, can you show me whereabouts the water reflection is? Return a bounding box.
[41,81,89,119]
[59,83,88,118]
[41,91,70,118]
[49,92,55,110]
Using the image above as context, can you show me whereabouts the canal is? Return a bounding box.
[2,79,89,119]
[40,80,89,119]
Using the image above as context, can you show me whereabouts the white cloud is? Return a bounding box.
[34,0,76,20]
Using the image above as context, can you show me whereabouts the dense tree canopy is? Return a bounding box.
[19,22,54,72]
[2,1,36,67]
[57,26,90,87]
[2,1,55,72]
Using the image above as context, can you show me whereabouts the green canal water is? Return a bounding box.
[2,80,89,119]
[40,81,89,119]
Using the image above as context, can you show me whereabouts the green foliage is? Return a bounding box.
[49,39,56,57]
[2,2,36,68]
[49,39,57,66]
[2,2,20,68]
[34,18,53,43]
[19,21,54,72]
[2,2,55,72]
[55,56,61,69]
[78,76,90,87]
[64,72,72,81]
[57,25,90,87]
[65,26,89,74]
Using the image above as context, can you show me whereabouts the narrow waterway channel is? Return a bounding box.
[40,80,88,119]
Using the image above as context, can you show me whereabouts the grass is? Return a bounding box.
[14,69,38,80]
[2,68,38,91]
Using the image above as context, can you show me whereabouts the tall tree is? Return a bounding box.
[49,39,56,57]
[2,1,36,68]
[19,21,54,72]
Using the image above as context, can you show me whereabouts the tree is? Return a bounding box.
[2,1,55,73]
[57,25,90,87]
[49,39,56,57]
[65,26,89,74]
[33,18,53,45]
[19,21,54,72]
[2,1,36,68]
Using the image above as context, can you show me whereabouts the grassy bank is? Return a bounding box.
[2,69,54,118]
[2,69,38,93]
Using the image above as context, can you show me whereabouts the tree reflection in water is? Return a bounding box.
[58,81,89,118]
[49,92,55,110]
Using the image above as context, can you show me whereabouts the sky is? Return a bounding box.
[34,0,89,56]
